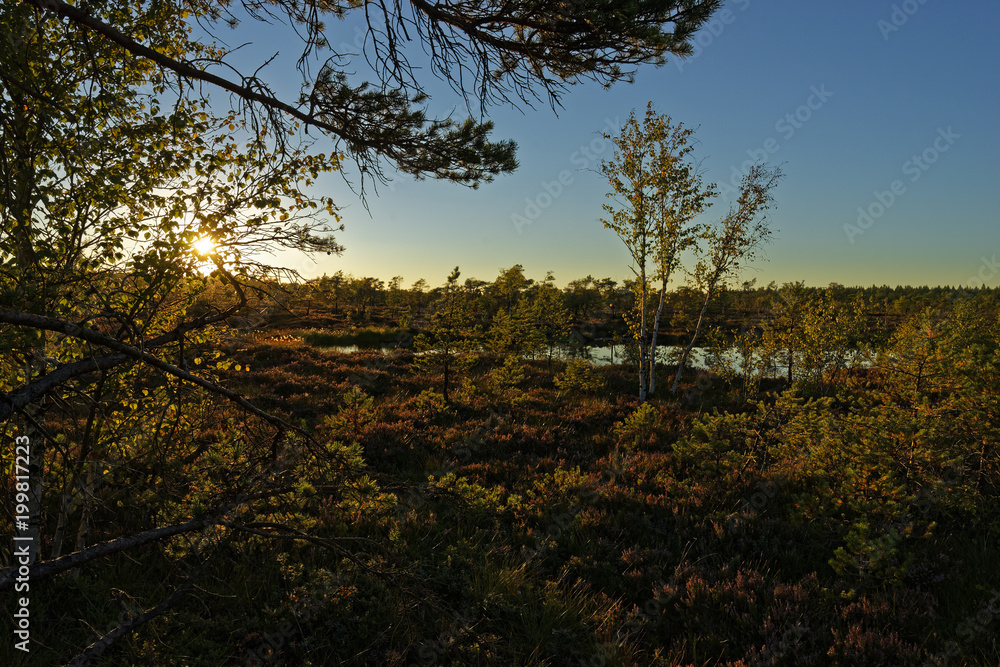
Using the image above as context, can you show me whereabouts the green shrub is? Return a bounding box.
[323,386,376,441]
[554,359,605,396]
[613,402,658,450]
[415,388,447,417]
[487,355,528,406]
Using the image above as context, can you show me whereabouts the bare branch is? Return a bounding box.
[64,573,200,667]
[0,352,127,421]
[0,514,218,590]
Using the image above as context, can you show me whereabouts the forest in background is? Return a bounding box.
[268,268,991,336]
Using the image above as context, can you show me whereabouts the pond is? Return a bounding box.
[554,344,712,369]
[321,342,715,370]
[317,339,870,381]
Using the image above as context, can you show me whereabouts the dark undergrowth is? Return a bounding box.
[4,312,999,667]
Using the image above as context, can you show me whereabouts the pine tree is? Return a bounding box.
[414,267,480,404]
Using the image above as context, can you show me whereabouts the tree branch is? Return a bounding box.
[27,0,337,135]
[0,352,127,421]
[24,0,516,185]
[0,307,295,433]
[0,514,218,590]
[64,573,200,667]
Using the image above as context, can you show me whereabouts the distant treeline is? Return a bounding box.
[223,266,996,338]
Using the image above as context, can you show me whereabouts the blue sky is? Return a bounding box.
[231,0,1000,289]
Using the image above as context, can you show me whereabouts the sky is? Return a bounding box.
[223,0,1000,290]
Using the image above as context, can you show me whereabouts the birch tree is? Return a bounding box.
[647,125,717,395]
[671,164,784,394]
[600,103,716,400]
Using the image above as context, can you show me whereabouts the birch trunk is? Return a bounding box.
[638,267,648,401]
[648,276,669,396]
[671,287,714,394]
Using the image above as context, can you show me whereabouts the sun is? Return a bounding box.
[193,237,216,256]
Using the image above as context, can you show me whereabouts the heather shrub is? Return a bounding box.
[24,291,1000,667]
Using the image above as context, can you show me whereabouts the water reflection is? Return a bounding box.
[319,341,866,382]
[321,342,712,370]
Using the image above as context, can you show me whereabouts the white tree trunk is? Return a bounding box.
[648,276,669,396]
[671,287,714,394]
[638,267,648,401]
